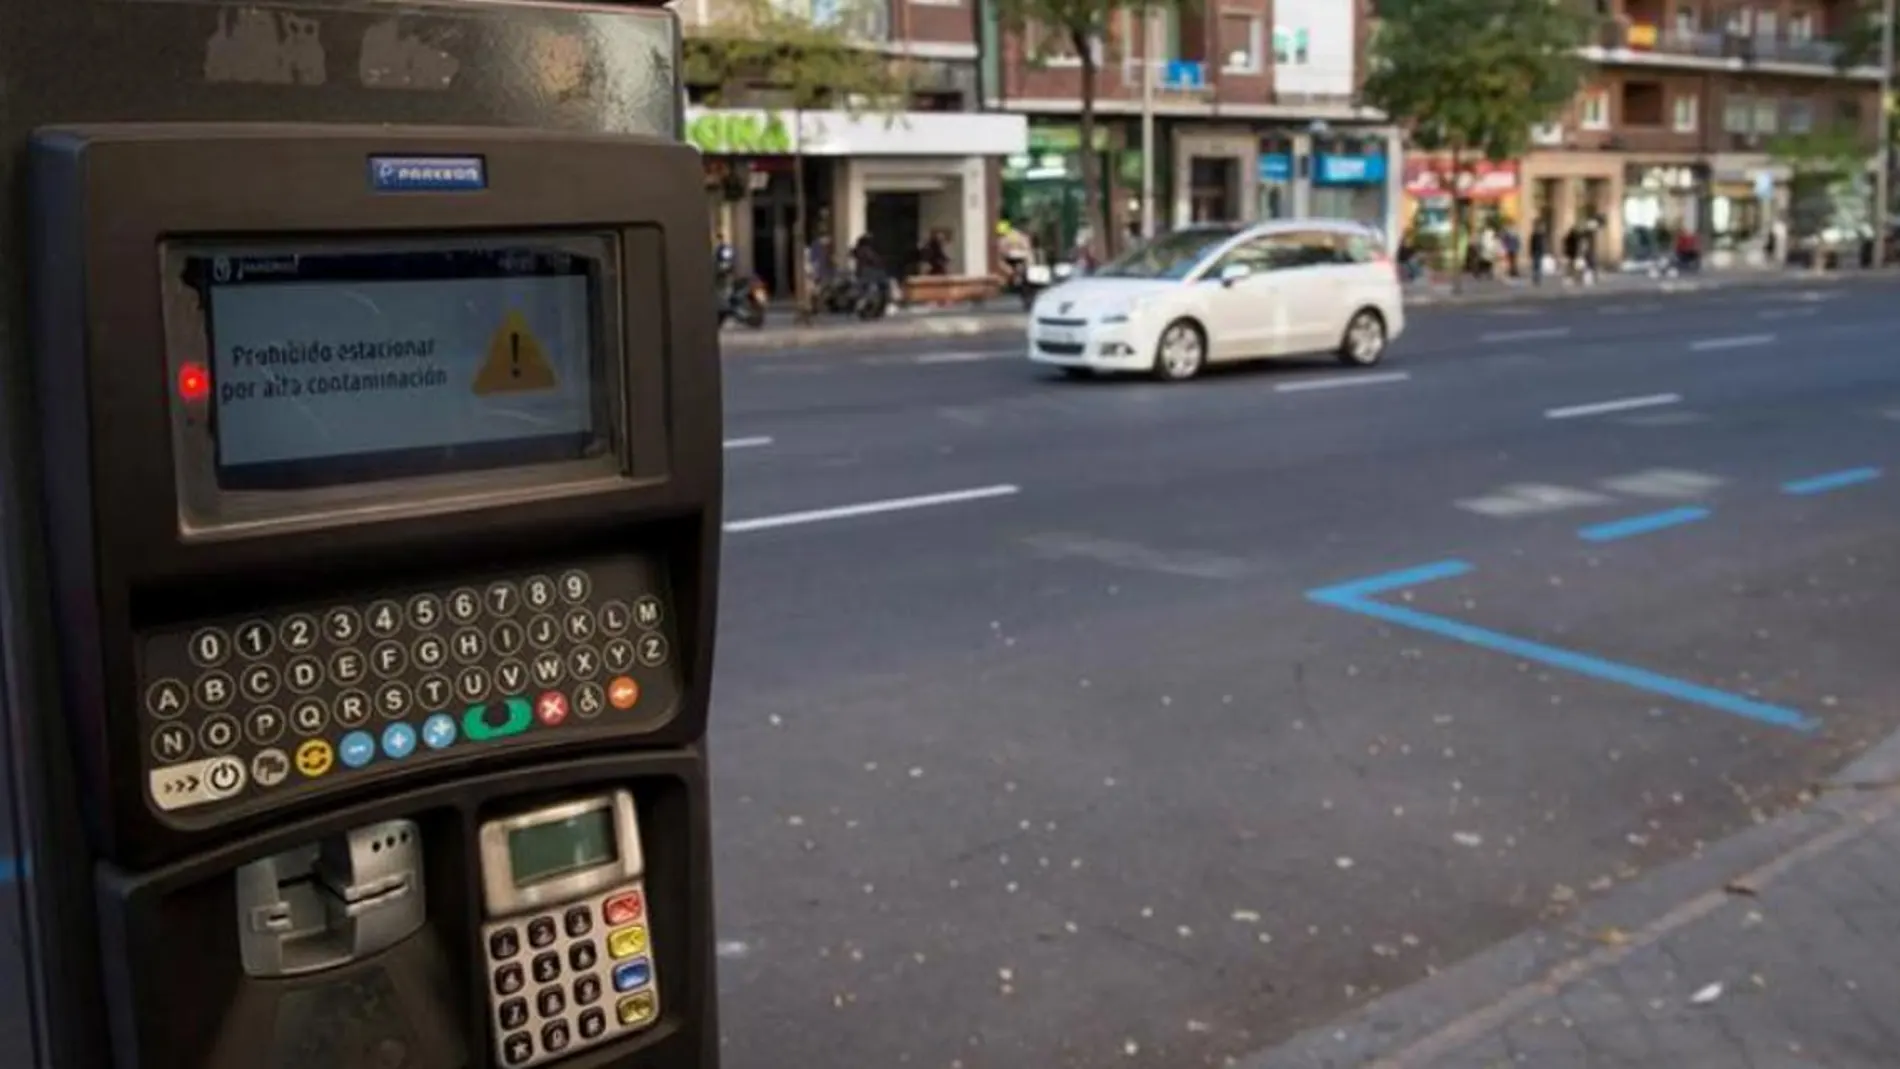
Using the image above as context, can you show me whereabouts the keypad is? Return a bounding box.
[137,557,681,820]
[483,882,659,1068]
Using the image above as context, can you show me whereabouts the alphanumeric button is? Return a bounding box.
[498,996,529,1031]
[188,626,230,669]
[245,705,286,745]
[567,646,600,681]
[290,697,330,735]
[529,651,565,687]
[634,595,663,630]
[446,587,481,625]
[574,682,606,719]
[495,660,528,697]
[564,905,594,939]
[527,916,558,949]
[501,1032,533,1067]
[636,633,670,668]
[491,619,526,657]
[234,620,275,659]
[602,638,636,674]
[329,648,367,686]
[597,600,631,635]
[573,974,603,1007]
[578,1007,607,1040]
[239,662,280,703]
[406,592,442,630]
[569,940,598,972]
[456,666,491,702]
[151,722,194,763]
[489,926,522,961]
[193,670,234,710]
[494,962,525,996]
[278,613,319,653]
[452,628,486,664]
[285,655,324,694]
[365,600,403,638]
[535,985,566,1019]
[199,714,240,753]
[541,1019,571,1056]
[485,581,521,618]
[416,674,453,710]
[564,609,596,642]
[412,634,447,671]
[145,678,188,720]
[559,569,592,604]
[527,614,560,650]
[371,640,407,677]
[376,680,413,719]
[531,950,562,984]
[322,606,362,645]
[523,575,557,611]
[333,690,373,728]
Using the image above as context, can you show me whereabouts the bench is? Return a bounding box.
[901,273,1002,308]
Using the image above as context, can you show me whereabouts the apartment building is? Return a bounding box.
[983,0,1402,257]
[1517,0,1883,267]
[675,0,1027,294]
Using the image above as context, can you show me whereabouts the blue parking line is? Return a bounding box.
[1579,507,1710,543]
[1308,561,1819,733]
[1782,467,1881,495]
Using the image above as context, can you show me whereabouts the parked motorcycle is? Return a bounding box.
[716,273,768,329]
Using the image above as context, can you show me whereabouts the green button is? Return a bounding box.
[463,699,533,741]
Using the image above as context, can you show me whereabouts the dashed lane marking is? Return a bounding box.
[1545,393,1682,420]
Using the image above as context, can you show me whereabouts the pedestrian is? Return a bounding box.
[1501,226,1521,279]
[1529,222,1549,287]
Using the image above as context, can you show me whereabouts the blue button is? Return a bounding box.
[611,958,651,992]
[422,713,458,750]
[338,731,376,769]
[381,722,417,759]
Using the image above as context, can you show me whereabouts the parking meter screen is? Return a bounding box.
[182,240,613,489]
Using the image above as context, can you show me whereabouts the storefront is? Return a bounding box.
[1520,150,1623,263]
[1001,122,1127,264]
[1173,129,1255,227]
[1621,162,1703,266]
[1256,135,1294,220]
[1708,155,1788,266]
[1402,157,1522,261]
[1310,140,1390,231]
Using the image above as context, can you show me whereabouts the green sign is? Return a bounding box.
[1029,125,1111,153]
[688,111,795,155]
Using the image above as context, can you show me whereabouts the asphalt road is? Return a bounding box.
[707,276,1900,1068]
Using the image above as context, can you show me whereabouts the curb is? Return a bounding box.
[1234,726,1900,1069]
[718,269,1894,354]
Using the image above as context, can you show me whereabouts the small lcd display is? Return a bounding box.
[178,241,612,490]
[508,808,620,888]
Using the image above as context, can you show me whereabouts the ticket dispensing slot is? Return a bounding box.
[237,819,426,977]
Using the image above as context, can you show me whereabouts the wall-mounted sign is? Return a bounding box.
[687,111,795,155]
[1258,153,1293,182]
[684,108,1028,157]
[1314,153,1386,185]
[1403,158,1519,200]
[1631,164,1697,190]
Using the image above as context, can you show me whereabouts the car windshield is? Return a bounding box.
[1094,227,1242,280]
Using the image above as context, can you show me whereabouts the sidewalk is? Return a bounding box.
[1242,729,1900,1069]
[719,266,1891,355]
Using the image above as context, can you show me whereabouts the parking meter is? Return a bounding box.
[0,3,722,1068]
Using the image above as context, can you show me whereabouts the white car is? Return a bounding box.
[1027,219,1405,382]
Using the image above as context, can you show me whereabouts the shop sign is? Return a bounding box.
[1258,153,1293,182]
[1315,153,1386,186]
[1626,22,1658,49]
[1029,125,1112,153]
[1631,164,1697,191]
[1403,158,1518,199]
[687,111,795,155]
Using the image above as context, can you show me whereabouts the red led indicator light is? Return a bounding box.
[177,363,210,403]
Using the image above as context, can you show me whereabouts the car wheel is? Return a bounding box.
[1338,309,1386,367]
[1152,319,1206,382]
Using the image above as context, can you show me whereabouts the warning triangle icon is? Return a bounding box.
[473,311,559,396]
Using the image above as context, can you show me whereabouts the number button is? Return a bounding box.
[574,973,603,1006]
[194,671,234,710]
[366,600,403,639]
[238,663,280,703]
[406,593,442,630]
[637,634,670,668]
[491,619,525,657]
[333,690,372,729]
[497,997,529,1031]
[494,963,525,997]
[574,682,606,719]
[245,706,286,746]
[145,678,188,720]
[527,614,560,650]
[564,609,596,642]
[541,1020,570,1056]
[150,723,194,763]
[535,986,565,1019]
[569,941,598,971]
[489,927,521,961]
[290,698,330,736]
[416,674,453,711]
[531,951,562,984]
[485,581,519,618]
[323,607,362,645]
[527,917,558,949]
[279,613,319,654]
[285,656,324,694]
[188,627,230,669]
[634,595,663,630]
[559,570,591,604]
[329,649,366,686]
[412,634,447,671]
[523,576,557,611]
[446,588,480,625]
[371,641,407,677]
[199,714,240,754]
[567,646,600,681]
[603,638,635,674]
[376,681,413,719]
[234,620,274,659]
[452,628,486,664]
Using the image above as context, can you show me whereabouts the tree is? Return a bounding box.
[1362,0,1591,289]
[685,0,912,320]
[991,0,1192,260]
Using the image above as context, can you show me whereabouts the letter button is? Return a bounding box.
[633,595,663,630]
[290,697,330,735]
[564,609,595,641]
[636,634,669,668]
[597,600,631,635]
[371,640,407,677]
[245,705,286,745]
[193,671,234,710]
[329,649,366,686]
[333,690,372,728]
[145,678,189,720]
[199,714,240,754]
[602,638,635,674]
[150,722,194,763]
[285,656,324,694]
[238,663,280,703]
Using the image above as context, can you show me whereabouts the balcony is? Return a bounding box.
[1593,18,1850,71]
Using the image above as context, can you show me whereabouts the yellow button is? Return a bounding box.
[608,924,648,959]
[295,739,334,778]
[616,990,657,1026]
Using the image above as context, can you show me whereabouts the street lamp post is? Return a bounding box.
[1876,0,1894,268]
[1140,10,1157,239]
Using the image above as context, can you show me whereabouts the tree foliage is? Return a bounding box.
[1770,124,1871,178]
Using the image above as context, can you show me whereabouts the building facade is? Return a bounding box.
[984,0,1403,260]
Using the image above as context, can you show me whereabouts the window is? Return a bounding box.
[1754,10,1777,39]
[1787,98,1815,133]
[1753,98,1780,133]
[1220,12,1264,73]
[1580,90,1610,130]
[1029,22,1102,67]
[1272,25,1309,64]
[1673,93,1698,132]
[1214,234,1299,275]
[1723,94,1752,132]
[1725,7,1751,34]
[1788,10,1813,41]
[1673,5,1696,35]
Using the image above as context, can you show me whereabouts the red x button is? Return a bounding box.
[536,691,569,727]
[603,889,644,926]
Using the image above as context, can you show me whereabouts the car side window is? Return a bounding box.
[1289,231,1352,267]
[1215,234,1301,275]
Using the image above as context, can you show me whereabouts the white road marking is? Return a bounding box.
[723,436,775,450]
[1480,326,1571,343]
[1599,468,1726,499]
[724,484,1021,534]
[1688,333,1775,351]
[1274,371,1412,393]
[1757,307,1819,320]
[1544,393,1682,420]
[1457,483,1612,518]
[915,350,1013,365]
